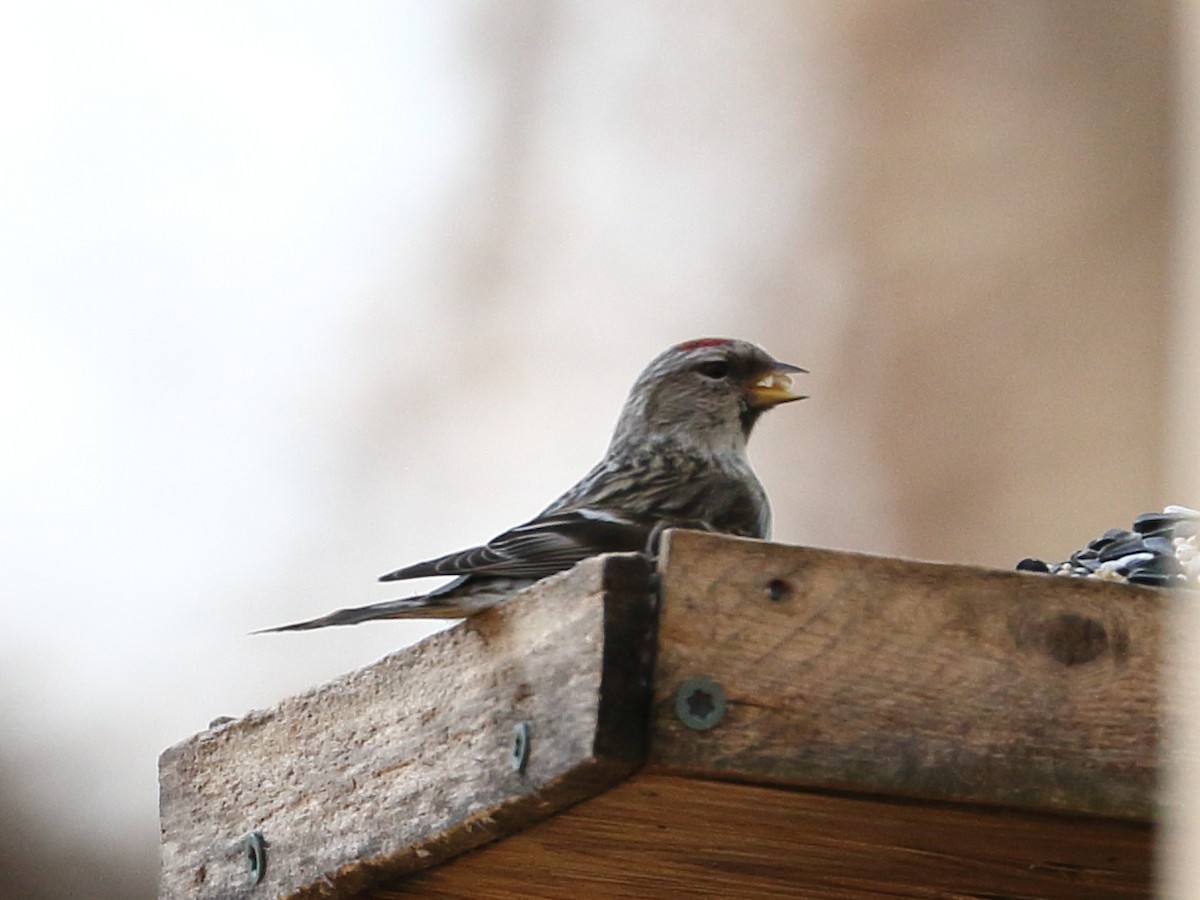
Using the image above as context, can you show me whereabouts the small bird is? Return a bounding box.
[262,338,806,631]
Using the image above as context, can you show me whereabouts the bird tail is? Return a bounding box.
[255,595,470,632]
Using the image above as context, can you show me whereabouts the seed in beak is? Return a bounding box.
[756,372,793,392]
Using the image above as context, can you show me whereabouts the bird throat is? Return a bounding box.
[739,404,765,439]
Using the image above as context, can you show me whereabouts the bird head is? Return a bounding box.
[612,338,806,453]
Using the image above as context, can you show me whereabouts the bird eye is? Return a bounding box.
[695,360,730,379]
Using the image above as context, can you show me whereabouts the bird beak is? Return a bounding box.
[747,362,808,407]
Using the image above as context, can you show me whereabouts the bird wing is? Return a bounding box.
[378,508,652,582]
[380,444,766,584]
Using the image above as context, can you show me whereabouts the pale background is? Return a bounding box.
[1,2,1194,897]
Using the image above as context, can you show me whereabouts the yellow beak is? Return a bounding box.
[746,362,808,408]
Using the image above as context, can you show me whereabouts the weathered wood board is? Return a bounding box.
[158,554,655,900]
[651,530,1162,819]
[160,531,1164,898]
[378,772,1152,899]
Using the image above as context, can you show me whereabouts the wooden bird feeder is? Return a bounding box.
[158,530,1159,898]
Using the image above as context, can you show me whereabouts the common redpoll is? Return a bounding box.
[263,338,806,630]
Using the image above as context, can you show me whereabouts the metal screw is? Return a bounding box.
[675,677,726,730]
[242,831,266,885]
[511,722,531,773]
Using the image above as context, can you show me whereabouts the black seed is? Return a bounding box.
[1128,553,1184,577]
[1114,552,1155,575]
[1127,570,1174,587]
[1089,528,1132,551]
[1098,536,1148,563]
[1132,511,1165,532]
[1133,512,1180,536]
[1142,536,1175,556]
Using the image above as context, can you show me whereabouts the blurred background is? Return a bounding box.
[2,1,1195,897]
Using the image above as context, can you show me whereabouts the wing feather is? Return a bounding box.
[379,443,766,584]
[378,509,652,582]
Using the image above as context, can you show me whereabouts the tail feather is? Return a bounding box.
[255,596,470,632]
[259,575,534,633]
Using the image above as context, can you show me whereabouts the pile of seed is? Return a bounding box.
[1016,505,1199,589]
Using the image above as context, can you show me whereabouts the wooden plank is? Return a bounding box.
[375,772,1151,899]
[650,530,1162,819]
[158,554,655,900]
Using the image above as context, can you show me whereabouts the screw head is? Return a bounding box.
[675,677,726,730]
[241,831,266,885]
[511,722,531,773]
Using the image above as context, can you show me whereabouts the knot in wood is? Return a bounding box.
[1043,613,1108,666]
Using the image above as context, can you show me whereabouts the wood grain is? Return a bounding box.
[651,530,1161,819]
[158,554,655,900]
[377,772,1151,899]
